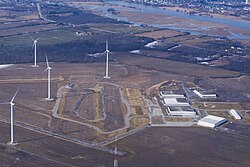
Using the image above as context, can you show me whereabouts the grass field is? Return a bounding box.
[87,23,158,34]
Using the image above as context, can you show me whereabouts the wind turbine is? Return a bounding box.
[113,136,118,167]
[45,54,53,101]
[29,36,42,67]
[103,40,110,79]
[0,89,19,145]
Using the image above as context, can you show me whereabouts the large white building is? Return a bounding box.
[159,91,185,98]
[166,106,196,116]
[229,109,241,120]
[193,90,217,99]
[163,98,189,107]
[197,115,227,128]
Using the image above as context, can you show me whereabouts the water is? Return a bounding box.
[112,1,250,30]
[72,1,250,39]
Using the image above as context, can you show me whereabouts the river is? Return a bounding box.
[71,1,250,39]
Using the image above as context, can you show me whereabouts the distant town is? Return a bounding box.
[124,0,250,21]
[2,0,250,21]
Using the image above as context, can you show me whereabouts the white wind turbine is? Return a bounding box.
[103,40,110,79]
[45,54,53,100]
[29,36,42,67]
[113,136,118,167]
[0,89,19,145]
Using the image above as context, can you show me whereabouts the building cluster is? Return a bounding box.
[159,90,196,116]
[156,84,243,129]
[122,0,250,21]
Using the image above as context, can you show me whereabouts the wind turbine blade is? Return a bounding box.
[98,51,106,57]
[28,35,35,41]
[31,42,35,51]
[10,89,19,103]
[106,39,108,51]
[36,35,43,41]
[0,102,9,105]
[44,67,49,72]
[45,54,49,68]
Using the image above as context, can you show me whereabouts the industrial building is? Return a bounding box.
[229,109,242,120]
[197,115,227,128]
[193,90,217,99]
[163,98,189,106]
[166,106,196,116]
[159,91,185,98]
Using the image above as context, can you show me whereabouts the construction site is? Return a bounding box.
[0,51,250,166]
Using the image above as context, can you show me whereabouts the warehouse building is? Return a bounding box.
[163,98,190,107]
[193,90,217,99]
[197,115,227,128]
[159,91,185,98]
[229,109,242,120]
[166,106,196,116]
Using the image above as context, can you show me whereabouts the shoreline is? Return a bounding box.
[161,6,250,24]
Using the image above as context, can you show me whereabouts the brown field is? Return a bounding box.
[103,84,125,131]
[0,10,39,22]
[0,20,49,30]
[136,29,185,39]
[114,52,240,78]
[109,127,250,167]
[0,50,250,166]
[200,77,250,92]
[0,24,60,37]
[0,122,113,167]
[125,88,149,128]
[134,50,176,58]
[193,102,244,111]
[0,8,60,37]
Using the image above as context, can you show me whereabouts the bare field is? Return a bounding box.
[136,29,185,39]
[0,56,250,166]
[87,23,158,34]
[125,88,149,128]
[0,24,60,37]
[115,52,240,78]
[109,127,250,167]
[200,77,250,93]
[193,102,244,111]
[0,122,113,167]
[0,10,39,22]
[103,84,125,131]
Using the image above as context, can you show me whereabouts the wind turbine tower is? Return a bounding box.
[45,55,53,101]
[104,40,110,79]
[29,36,42,67]
[0,90,19,145]
[113,147,118,167]
[113,136,119,167]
